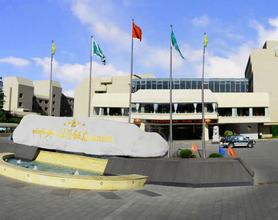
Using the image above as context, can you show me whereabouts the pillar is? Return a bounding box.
[265,108,268,117]
[107,107,110,116]
[136,103,140,113]
[121,108,124,116]
[193,103,197,113]
[174,104,178,113]
[212,103,216,113]
[205,124,209,141]
[232,108,237,117]
[154,104,158,113]
[249,108,253,117]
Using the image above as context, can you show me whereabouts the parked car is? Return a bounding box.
[221,135,256,148]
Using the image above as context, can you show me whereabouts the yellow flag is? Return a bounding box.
[204,33,208,48]
[51,41,56,55]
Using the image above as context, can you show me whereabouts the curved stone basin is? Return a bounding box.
[0,152,147,190]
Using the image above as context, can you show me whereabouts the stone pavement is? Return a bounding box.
[0,138,278,219]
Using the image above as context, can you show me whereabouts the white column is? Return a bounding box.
[121,108,124,116]
[107,107,110,116]
[212,103,216,113]
[265,107,268,116]
[154,104,158,113]
[249,108,253,117]
[193,103,197,113]
[205,124,209,141]
[232,108,237,117]
[174,104,178,113]
[136,103,140,113]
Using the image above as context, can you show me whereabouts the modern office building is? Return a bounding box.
[74,74,269,140]
[74,41,278,140]
[3,77,73,117]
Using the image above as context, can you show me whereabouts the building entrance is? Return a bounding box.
[145,124,203,140]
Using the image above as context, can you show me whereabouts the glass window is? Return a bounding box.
[192,81,197,89]
[231,81,235,92]
[146,81,151,89]
[174,80,180,89]
[215,82,219,92]
[180,80,185,89]
[163,81,169,89]
[151,80,157,89]
[209,81,214,91]
[197,81,202,89]
[220,81,225,92]
[226,81,231,92]
[157,81,163,89]
[236,82,241,92]
[186,81,191,89]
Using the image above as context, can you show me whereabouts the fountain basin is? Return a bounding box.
[0,152,147,190]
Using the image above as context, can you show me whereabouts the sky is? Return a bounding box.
[1,0,278,97]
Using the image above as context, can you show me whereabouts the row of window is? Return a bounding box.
[93,106,267,117]
[132,78,249,93]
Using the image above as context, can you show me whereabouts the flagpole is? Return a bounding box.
[169,25,173,158]
[48,40,54,116]
[201,32,207,158]
[128,19,134,124]
[88,35,93,117]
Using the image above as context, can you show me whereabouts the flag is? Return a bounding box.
[51,41,56,55]
[171,29,184,59]
[132,21,142,41]
[204,33,208,48]
[92,39,106,65]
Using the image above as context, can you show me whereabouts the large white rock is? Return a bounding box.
[13,115,169,157]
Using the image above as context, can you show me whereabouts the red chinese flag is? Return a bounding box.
[132,21,142,41]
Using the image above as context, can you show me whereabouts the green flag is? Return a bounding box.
[171,29,184,59]
[51,41,56,55]
[92,39,106,65]
[204,33,208,48]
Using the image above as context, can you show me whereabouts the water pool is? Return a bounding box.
[7,158,99,176]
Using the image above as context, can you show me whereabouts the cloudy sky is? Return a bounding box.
[1,0,278,96]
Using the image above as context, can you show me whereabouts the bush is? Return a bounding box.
[224,130,233,137]
[209,153,224,158]
[179,149,193,158]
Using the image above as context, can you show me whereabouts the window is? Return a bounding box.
[18,102,22,107]
[53,94,56,98]
[19,93,23,98]
[45,100,49,104]
[151,80,157,89]
[39,100,42,103]
[45,107,48,111]
[53,101,55,105]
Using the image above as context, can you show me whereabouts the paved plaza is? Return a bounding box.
[0,138,278,219]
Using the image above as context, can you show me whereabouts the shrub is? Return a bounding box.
[209,153,224,158]
[224,130,233,137]
[179,149,193,158]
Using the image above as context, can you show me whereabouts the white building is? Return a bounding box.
[3,77,72,117]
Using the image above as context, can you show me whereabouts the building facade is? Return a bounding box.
[245,40,278,137]
[3,77,73,117]
[74,73,270,141]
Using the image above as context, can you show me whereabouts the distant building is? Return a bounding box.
[3,77,73,117]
